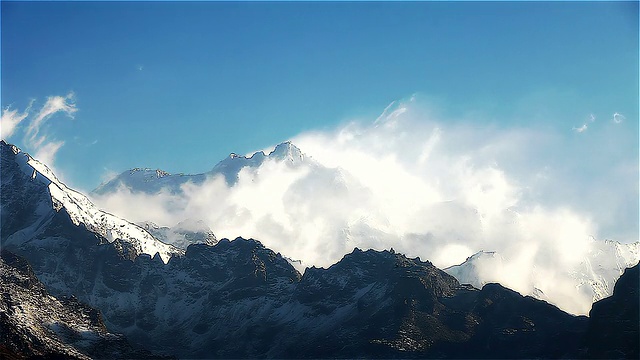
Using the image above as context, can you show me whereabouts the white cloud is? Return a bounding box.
[1,102,33,139]
[612,112,625,124]
[572,124,588,133]
[33,141,65,172]
[26,93,77,147]
[2,93,78,179]
[91,95,637,315]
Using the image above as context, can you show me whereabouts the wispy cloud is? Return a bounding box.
[1,93,78,178]
[612,112,625,124]
[1,101,33,139]
[572,124,588,133]
[33,141,65,171]
[25,93,77,148]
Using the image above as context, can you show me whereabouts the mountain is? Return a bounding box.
[89,139,375,269]
[582,262,639,359]
[0,250,160,359]
[445,241,640,313]
[277,248,587,359]
[2,233,590,358]
[0,140,183,264]
[92,141,308,195]
[89,139,639,316]
[138,219,217,249]
[92,167,207,195]
[1,140,596,358]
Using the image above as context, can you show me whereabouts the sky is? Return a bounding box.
[1,1,639,314]
[2,1,637,190]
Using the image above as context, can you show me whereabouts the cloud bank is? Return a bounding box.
[90,95,638,315]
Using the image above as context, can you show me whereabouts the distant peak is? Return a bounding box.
[128,168,171,178]
[156,169,170,178]
[447,250,500,269]
[269,141,304,163]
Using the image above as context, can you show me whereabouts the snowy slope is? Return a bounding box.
[138,219,217,249]
[0,250,157,359]
[576,240,640,301]
[445,240,640,308]
[92,141,307,195]
[92,168,207,195]
[1,141,182,263]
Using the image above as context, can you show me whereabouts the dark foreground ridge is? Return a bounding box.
[582,263,639,359]
[0,250,164,359]
[1,140,638,358]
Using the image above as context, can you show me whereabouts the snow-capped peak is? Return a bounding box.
[444,242,640,314]
[128,167,171,178]
[269,141,304,164]
[2,141,183,263]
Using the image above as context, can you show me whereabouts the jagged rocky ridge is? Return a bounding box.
[2,140,637,358]
[581,263,639,359]
[0,250,160,359]
[0,141,182,264]
[1,233,591,358]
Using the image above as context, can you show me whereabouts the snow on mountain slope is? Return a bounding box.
[92,168,207,195]
[138,219,217,249]
[575,240,640,302]
[445,240,640,312]
[1,227,591,359]
[92,141,307,196]
[443,251,503,290]
[0,250,157,359]
[1,141,182,263]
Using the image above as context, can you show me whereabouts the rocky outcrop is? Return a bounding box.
[582,263,639,359]
[0,250,160,359]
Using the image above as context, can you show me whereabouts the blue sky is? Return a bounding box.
[2,1,638,192]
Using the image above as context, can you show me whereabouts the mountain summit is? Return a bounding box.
[269,141,305,164]
[0,140,182,264]
[92,141,309,194]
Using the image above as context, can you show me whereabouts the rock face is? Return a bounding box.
[0,140,183,264]
[1,229,590,359]
[271,249,588,359]
[0,251,157,359]
[582,262,639,359]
